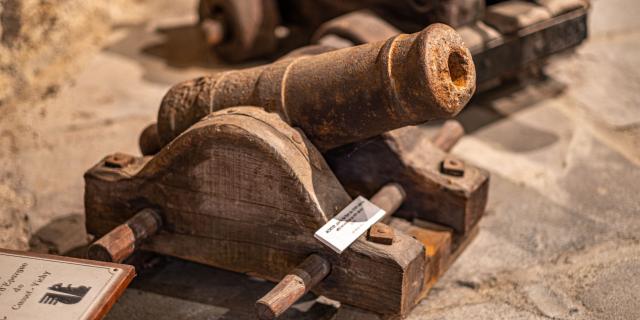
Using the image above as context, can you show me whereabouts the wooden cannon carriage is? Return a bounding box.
[84,24,489,319]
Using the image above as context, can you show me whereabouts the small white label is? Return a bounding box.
[314,196,386,254]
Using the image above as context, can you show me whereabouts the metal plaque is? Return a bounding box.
[0,249,134,320]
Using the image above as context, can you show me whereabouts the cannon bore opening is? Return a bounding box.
[447,50,468,88]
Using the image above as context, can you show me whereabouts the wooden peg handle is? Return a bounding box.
[88,208,162,263]
[370,183,406,223]
[432,120,465,152]
[255,254,330,319]
[201,18,225,46]
[255,183,405,318]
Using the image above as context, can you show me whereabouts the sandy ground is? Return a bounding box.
[0,0,638,319]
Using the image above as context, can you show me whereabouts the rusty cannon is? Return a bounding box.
[84,25,488,318]
[154,23,475,151]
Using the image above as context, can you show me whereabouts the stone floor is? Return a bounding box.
[1,0,638,319]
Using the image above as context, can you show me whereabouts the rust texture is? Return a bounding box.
[87,208,162,263]
[157,23,476,151]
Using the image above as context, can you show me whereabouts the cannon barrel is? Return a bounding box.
[157,23,475,151]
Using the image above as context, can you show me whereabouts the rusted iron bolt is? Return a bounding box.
[440,156,465,177]
[156,23,476,151]
[104,153,135,169]
[367,223,395,245]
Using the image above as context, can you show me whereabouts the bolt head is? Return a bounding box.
[367,223,394,245]
[440,156,465,177]
[104,153,134,169]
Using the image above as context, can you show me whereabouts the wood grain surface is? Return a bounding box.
[325,125,489,235]
[84,107,428,316]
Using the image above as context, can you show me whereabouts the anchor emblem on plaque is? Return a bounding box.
[39,283,91,305]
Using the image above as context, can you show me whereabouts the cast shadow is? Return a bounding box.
[106,257,337,320]
[29,214,89,256]
[424,75,567,153]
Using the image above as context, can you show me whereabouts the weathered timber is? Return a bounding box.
[156,23,476,151]
[325,124,489,235]
[85,107,429,316]
[473,6,588,86]
[330,217,480,319]
[535,0,589,16]
[389,217,479,302]
[424,0,486,28]
[370,182,406,223]
[87,208,162,263]
[331,220,480,319]
[391,219,452,284]
[256,182,406,319]
[485,0,552,34]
